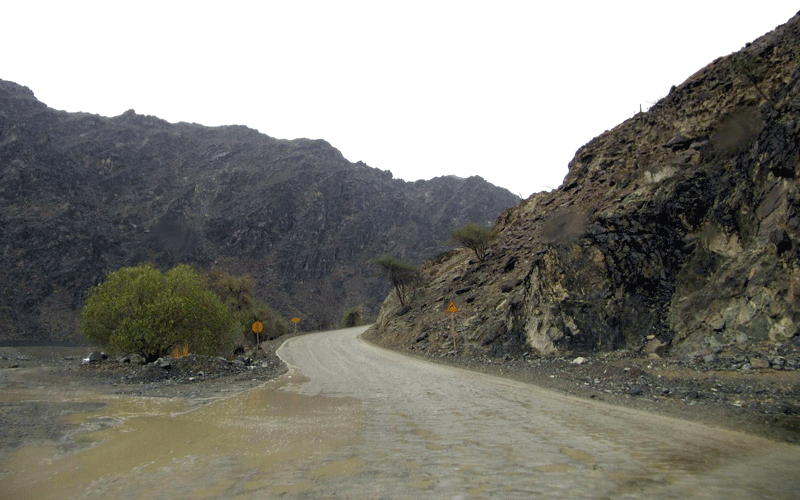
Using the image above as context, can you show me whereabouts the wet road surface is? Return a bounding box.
[2,325,799,498]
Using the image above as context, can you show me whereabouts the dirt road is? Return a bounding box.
[2,326,799,498]
[275,327,800,499]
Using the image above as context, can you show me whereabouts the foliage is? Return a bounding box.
[208,267,254,312]
[372,256,419,306]
[172,345,190,358]
[341,306,363,328]
[451,222,494,261]
[240,299,290,343]
[208,267,288,344]
[80,264,235,362]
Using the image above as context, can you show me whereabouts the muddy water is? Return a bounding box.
[0,375,364,499]
[4,327,800,499]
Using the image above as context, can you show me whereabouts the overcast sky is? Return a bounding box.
[3,2,798,197]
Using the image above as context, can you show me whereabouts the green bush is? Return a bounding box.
[341,307,363,328]
[80,264,235,362]
[451,222,493,261]
[241,300,290,343]
[208,267,289,345]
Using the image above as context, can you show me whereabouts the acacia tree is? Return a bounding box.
[80,264,235,362]
[451,222,493,261]
[208,267,289,345]
[372,256,418,306]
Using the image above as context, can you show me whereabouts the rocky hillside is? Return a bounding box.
[0,85,519,343]
[374,12,800,361]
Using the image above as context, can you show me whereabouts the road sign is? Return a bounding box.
[292,317,300,323]
[252,321,263,334]
[446,301,458,313]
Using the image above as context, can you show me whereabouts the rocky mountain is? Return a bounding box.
[374,12,800,361]
[0,84,519,343]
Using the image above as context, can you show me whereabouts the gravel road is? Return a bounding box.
[2,326,799,499]
[276,326,800,499]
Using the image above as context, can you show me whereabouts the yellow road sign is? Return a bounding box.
[292,317,301,323]
[252,321,264,334]
[446,301,459,313]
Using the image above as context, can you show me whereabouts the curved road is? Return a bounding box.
[3,326,799,499]
[276,326,800,498]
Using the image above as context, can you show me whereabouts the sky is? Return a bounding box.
[3,1,798,198]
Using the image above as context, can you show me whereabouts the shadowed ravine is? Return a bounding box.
[2,326,799,498]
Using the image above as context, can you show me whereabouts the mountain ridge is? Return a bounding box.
[0,83,519,342]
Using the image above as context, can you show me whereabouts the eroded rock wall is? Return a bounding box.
[374,12,800,359]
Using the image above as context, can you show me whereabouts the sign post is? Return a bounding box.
[252,321,264,356]
[446,301,459,353]
[291,317,300,335]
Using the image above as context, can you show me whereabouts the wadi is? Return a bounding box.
[1,10,800,499]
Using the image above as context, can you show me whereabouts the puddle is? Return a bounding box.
[0,375,364,499]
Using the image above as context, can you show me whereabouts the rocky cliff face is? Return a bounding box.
[374,13,800,361]
[0,85,519,343]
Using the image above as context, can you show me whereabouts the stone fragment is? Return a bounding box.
[572,357,587,365]
[749,358,769,369]
[628,385,644,396]
[644,338,666,354]
[500,279,521,293]
[664,134,692,151]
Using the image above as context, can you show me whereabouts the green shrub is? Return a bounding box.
[451,222,493,261]
[208,267,289,345]
[341,307,363,328]
[80,264,235,362]
[243,300,290,343]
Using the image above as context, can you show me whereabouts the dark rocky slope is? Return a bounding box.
[373,12,800,365]
[0,85,519,342]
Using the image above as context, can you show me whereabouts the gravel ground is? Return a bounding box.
[363,329,800,444]
[1,328,799,469]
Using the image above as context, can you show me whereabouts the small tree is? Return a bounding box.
[372,256,418,306]
[341,306,363,327]
[81,264,235,362]
[208,268,288,345]
[451,222,493,261]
